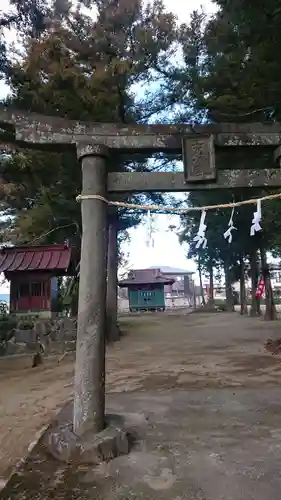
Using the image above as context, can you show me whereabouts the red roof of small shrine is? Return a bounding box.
[0,243,74,273]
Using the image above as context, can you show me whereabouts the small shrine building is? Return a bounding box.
[118,268,174,312]
[0,242,77,318]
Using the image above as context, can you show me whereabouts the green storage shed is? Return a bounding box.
[119,268,174,312]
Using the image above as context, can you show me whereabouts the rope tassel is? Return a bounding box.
[250,200,262,236]
[193,210,207,249]
[223,207,237,243]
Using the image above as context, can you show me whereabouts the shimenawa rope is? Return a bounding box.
[76,192,281,213]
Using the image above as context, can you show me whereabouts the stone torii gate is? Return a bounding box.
[1,107,281,436]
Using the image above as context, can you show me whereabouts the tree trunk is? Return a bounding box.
[198,256,206,305]
[208,261,215,308]
[224,264,234,312]
[239,257,248,315]
[74,148,108,436]
[192,280,197,308]
[249,250,261,316]
[70,278,79,317]
[106,216,120,342]
[260,246,277,321]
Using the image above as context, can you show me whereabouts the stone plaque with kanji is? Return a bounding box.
[182,134,216,182]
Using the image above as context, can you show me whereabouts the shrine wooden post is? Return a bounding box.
[2,108,281,435]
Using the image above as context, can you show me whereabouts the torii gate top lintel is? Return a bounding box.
[1,106,281,191]
[1,106,281,151]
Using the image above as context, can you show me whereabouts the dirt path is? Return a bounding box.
[106,311,281,392]
[1,311,281,486]
[0,358,74,481]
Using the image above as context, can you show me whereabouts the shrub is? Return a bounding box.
[0,304,17,345]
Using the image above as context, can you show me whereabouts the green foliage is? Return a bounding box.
[0,0,179,253]
[0,304,17,345]
[204,0,281,121]
[0,301,8,315]
[151,0,280,271]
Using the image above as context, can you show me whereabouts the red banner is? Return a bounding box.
[256,278,265,298]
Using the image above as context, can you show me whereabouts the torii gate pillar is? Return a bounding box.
[74,145,108,435]
[106,214,120,342]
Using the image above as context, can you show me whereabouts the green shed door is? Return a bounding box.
[138,290,155,308]
[128,287,165,310]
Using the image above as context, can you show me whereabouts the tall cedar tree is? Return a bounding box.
[172,5,281,317]
[0,0,178,246]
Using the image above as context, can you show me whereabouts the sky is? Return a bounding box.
[0,0,218,292]
[121,0,218,278]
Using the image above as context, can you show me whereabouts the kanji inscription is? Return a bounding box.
[182,135,216,182]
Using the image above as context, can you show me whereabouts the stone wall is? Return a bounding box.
[0,317,77,357]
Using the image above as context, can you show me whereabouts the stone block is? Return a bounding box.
[42,423,81,463]
[25,341,39,352]
[14,328,36,343]
[80,427,130,464]
[34,320,52,338]
[56,318,77,341]
[5,343,20,355]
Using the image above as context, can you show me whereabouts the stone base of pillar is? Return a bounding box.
[40,403,149,466]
